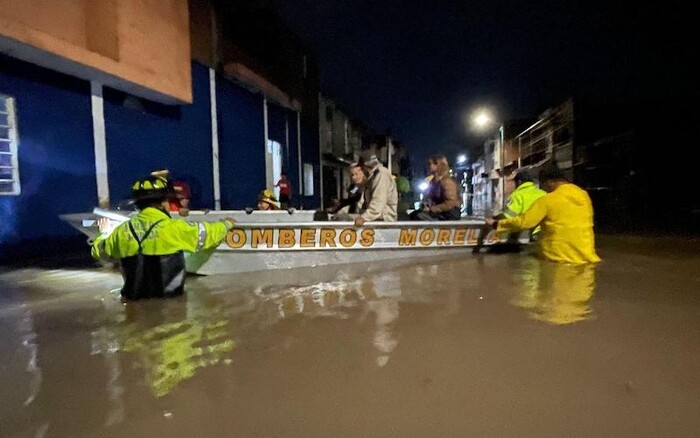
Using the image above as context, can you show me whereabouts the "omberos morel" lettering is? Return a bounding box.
[224,227,496,250]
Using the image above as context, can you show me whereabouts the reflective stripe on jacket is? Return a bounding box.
[91,207,233,299]
[91,207,232,260]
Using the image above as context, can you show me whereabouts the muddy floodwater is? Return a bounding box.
[1,235,699,437]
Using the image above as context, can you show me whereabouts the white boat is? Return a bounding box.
[60,208,317,240]
[60,209,527,275]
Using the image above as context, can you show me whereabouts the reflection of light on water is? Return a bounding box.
[18,305,41,407]
[90,295,236,399]
[120,319,234,398]
[371,271,401,298]
[513,260,597,325]
[369,300,399,367]
[254,275,403,368]
[256,281,361,319]
[16,269,115,286]
[90,294,125,426]
[370,272,401,367]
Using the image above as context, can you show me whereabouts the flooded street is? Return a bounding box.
[1,235,699,437]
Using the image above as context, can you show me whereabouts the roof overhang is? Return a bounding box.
[223,62,301,111]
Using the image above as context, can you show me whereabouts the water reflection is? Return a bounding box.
[513,259,597,325]
[91,294,236,399]
[4,238,700,436]
[251,271,407,367]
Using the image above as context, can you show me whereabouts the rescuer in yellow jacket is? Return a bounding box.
[504,171,546,218]
[91,176,236,300]
[498,170,547,237]
[488,166,601,264]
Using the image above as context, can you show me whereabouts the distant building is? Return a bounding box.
[477,98,697,231]
[318,96,411,208]
[318,94,365,205]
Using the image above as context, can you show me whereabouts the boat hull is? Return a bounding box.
[187,221,527,274]
[60,210,527,274]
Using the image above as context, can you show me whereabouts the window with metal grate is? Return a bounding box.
[0,94,20,195]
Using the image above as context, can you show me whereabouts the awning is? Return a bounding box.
[223,62,301,111]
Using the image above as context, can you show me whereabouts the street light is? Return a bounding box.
[470,109,506,212]
[457,154,467,164]
[473,112,491,128]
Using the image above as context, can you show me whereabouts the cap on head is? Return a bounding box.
[359,149,379,168]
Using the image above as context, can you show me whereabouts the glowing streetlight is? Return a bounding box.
[470,108,507,211]
[457,154,467,164]
[473,111,492,129]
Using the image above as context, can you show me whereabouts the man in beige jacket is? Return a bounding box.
[354,154,398,226]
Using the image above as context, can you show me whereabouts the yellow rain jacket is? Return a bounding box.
[91,207,233,299]
[497,183,601,264]
[504,181,546,217]
[504,181,546,235]
[92,207,232,260]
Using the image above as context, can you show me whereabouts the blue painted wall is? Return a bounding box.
[0,55,318,257]
[286,109,300,203]
[104,62,214,209]
[267,102,287,146]
[0,54,95,249]
[216,76,265,209]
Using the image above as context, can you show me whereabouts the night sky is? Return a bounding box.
[278,0,691,168]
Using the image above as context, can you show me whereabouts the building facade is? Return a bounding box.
[476,98,697,231]
[0,0,321,257]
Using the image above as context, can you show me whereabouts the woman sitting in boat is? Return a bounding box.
[410,155,461,221]
[257,189,281,210]
[329,161,367,221]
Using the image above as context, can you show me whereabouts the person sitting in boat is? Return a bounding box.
[330,161,368,221]
[150,169,192,217]
[354,152,398,227]
[257,189,281,210]
[169,180,192,216]
[91,176,236,300]
[410,155,461,221]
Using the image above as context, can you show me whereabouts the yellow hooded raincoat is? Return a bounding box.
[497,183,601,264]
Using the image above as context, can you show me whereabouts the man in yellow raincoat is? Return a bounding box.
[487,166,601,264]
[92,176,236,299]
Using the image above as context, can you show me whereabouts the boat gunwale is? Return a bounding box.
[225,220,487,229]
